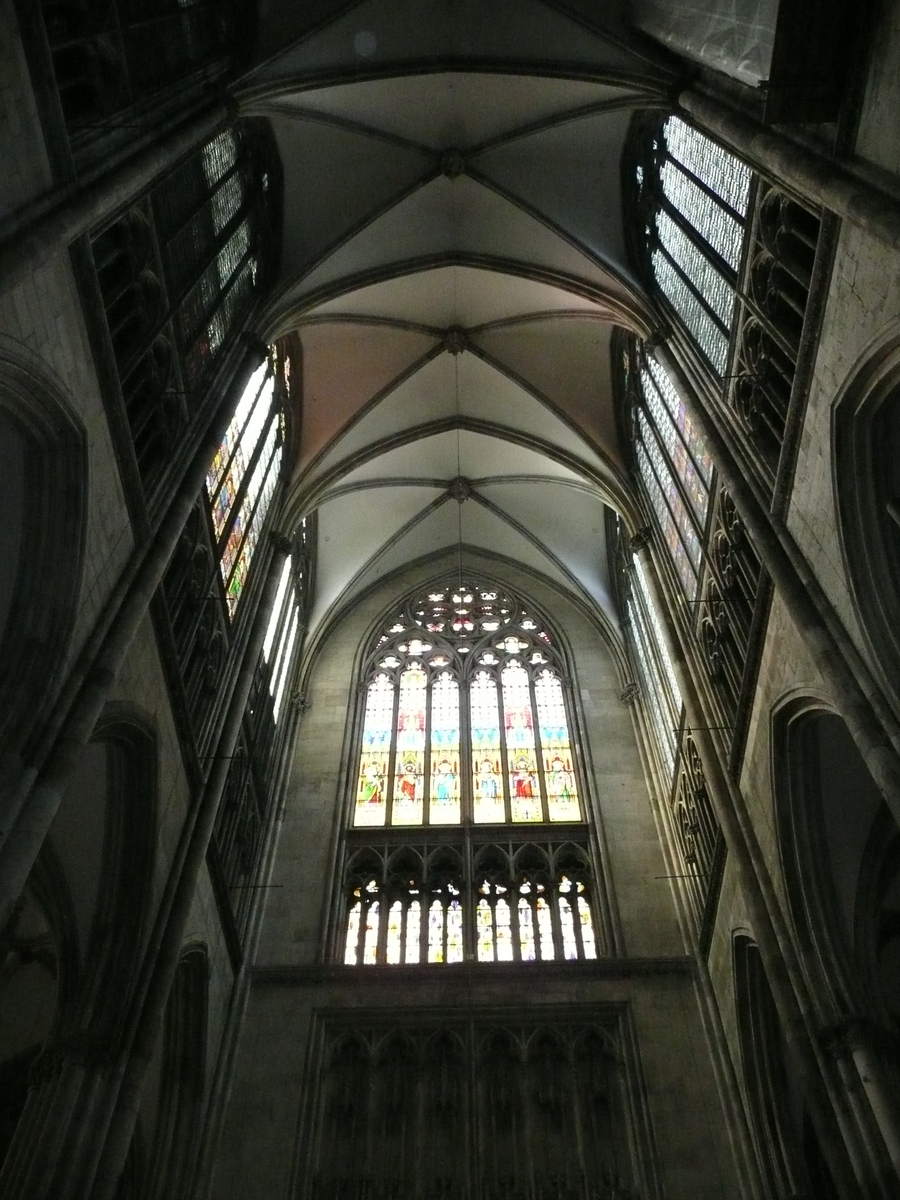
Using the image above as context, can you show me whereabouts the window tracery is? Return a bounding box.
[342,582,602,966]
[353,584,580,828]
[342,839,599,966]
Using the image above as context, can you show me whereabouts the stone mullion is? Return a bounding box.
[528,671,550,823]
[385,675,401,827]
[634,537,874,1196]
[423,672,433,824]
[495,670,513,824]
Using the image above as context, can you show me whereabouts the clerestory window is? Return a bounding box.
[341,581,602,966]
[636,116,751,375]
[205,348,285,617]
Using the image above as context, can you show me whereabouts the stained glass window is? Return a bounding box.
[639,116,751,375]
[632,347,713,601]
[354,675,393,827]
[352,583,581,827]
[206,349,284,618]
[343,582,602,967]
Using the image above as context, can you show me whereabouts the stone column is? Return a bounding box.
[0,100,229,296]
[0,341,266,934]
[89,535,292,1200]
[679,89,900,251]
[826,1019,900,1178]
[633,546,881,1196]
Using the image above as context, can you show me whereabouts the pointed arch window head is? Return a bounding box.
[206,348,286,618]
[353,584,581,828]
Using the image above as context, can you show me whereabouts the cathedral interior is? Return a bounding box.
[3,0,900,1196]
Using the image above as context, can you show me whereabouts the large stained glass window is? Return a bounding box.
[206,349,284,618]
[352,583,581,827]
[639,116,751,375]
[631,344,713,601]
[343,582,600,966]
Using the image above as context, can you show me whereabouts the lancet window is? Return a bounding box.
[637,116,751,375]
[206,349,284,617]
[629,344,713,601]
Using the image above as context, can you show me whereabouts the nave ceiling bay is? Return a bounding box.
[241,0,676,657]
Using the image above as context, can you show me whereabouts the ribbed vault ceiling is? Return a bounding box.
[242,0,676,649]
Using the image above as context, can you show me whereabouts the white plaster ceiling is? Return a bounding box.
[245,0,674,649]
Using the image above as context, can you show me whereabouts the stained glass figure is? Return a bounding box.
[344,902,361,965]
[518,890,536,961]
[363,895,380,965]
[405,900,421,964]
[536,895,554,960]
[577,888,597,960]
[535,670,580,821]
[558,886,578,961]
[393,664,426,825]
[428,899,444,963]
[471,671,505,823]
[495,898,513,960]
[354,675,393,826]
[477,897,494,962]
[386,901,403,964]
[429,672,460,824]
[502,663,541,822]
[446,900,463,963]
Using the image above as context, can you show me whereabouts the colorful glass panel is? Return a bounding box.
[641,369,710,525]
[428,900,444,963]
[518,892,536,961]
[558,885,578,960]
[222,421,281,617]
[495,898,513,960]
[536,895,554,960]
[534,670,580,821]
[386,901,403,964]
[354,675,393,826]
[577,889,597,960]
[502,662,541,822]
[393,664,426,825]
[207,363,273,529]
[471,671,505,823]
[648,357,712,483]
[363,898,379,965]
[429,672,460,824]
[477,897,494,961]
[344,902,360,965]
[405,900,421,963]
[446,900,463,964]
